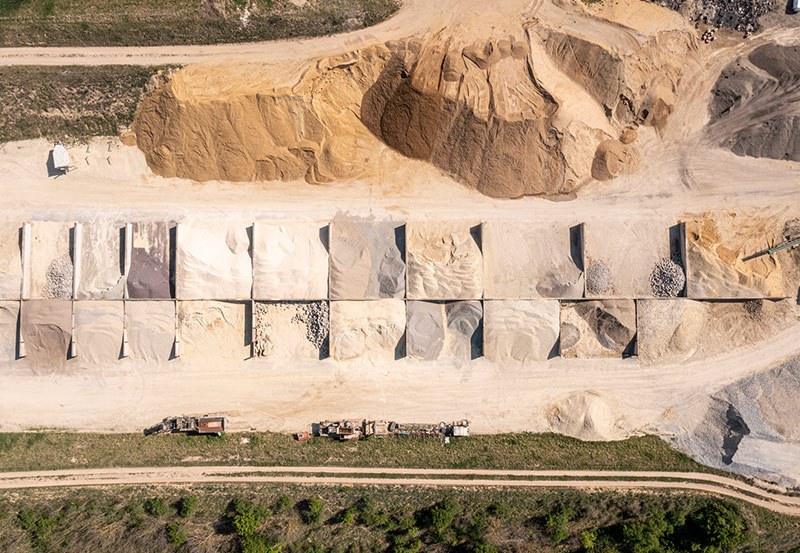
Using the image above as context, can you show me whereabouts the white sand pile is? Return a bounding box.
[253,221,328,300]
[406,301,482,361]
[77,222,124,300]
[0,301,19,362]
[253,301,328,361]
[329,215,405,300]
[584,218,672,298]
[178,301,248,365]
[546,391,624,441]
[483,221,583,299]
[483,300,560,363]
[560,300,636,358]
[330,300,405,362]
[406,221,482,300]
[685,214,800,298]
[20,299,72,374]
[637,298,800,364]
[125,301,174,362]
[74,302,123,367]
[177,222,252,299]
[127,222,171,299]
[29,221,72,299]
[0,222,22,299]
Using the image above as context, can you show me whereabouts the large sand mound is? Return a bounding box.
[547,391,625,441]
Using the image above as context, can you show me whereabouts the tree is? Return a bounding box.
[545,506,574,544]
[144,497,169,517]
[686,502,747,552]
[306,497,324,524]
[166,522,187,549]
[178,495,198,518]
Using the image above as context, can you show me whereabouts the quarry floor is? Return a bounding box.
[0,0,799,489]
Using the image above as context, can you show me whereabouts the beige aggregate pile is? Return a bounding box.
[0,222,22,299]
[125,301,174,363]
[127,222,171,299]
[483,300,560,363]
[253,221,328,300]
[177,222,252,299]
[253,301,328,361]
[74,302,123,367]
[28,222,72,299]
[584,218,673,297]
[406,221,482,300]
[685,213,800,298]
[483,221,583,299]
[20,300,72,374]
[0,301,19,363]
[560,300,636,358]
[330,300,405,362]
[637,298,800,365]
[77,222,124,300]
[178,301,248,365]
[546,391,625,441]
[406,301,481,361]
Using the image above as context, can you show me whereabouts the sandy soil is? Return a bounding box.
[0,0,799,487]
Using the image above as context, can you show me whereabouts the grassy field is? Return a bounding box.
[0,65,172,142]
[1,483,798,553]
[0,431,728,475]
[0,0,401,46]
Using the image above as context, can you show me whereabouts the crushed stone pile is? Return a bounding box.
[560,300,637,358]
[585,261,611,295]
[254,301,329,360]
[483,300,559,363]
[649,258,685,297]
[43,254,73,299]
[329,214,405,300]
[644,0,775,32]
[291,301,329,353]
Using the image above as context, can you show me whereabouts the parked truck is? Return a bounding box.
[145,414,228,436]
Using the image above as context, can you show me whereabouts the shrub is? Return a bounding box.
[580,530,598,552]
[340,507,358,526]
[17,508,57,550]
[233,499,269,538]
[166,522,187,549]
[144,497,169,517]
[545,506,573,544]
[276,496,294,513]
[178,495,198,518]
[241,534,283,553]
[306,497,324,524]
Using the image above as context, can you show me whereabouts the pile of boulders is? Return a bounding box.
[292,301,330,353]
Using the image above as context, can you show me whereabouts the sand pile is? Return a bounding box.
[125,301,174,362]
[560,300,637,358]
[546,391,624,441]
[127,222,172,299]
[74,302,124,367]
[177,222,252,299]
[483,221,583,299]
[709,45,800,162]
[685,213,800,298]
[0,222,21,299]
[28,222,72,300]
[637,298,800,364]
[20,300,72,374]
[77,222,124,300]
[0,301,19,363]
[406,301,482,361]
[253,301,329,361]
[483,300,559,363]
[133,47,392,184]
[330,300,405,362]
[406,221,482,300]
[670,356,800,487]
[178,301,248,365]
[329,215,405,300]
[253,221,328,300]
[584,218,674,298]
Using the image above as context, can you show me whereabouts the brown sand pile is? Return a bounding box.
[133,47,392,184]
[20,300,72,374]
[685,213,800,298]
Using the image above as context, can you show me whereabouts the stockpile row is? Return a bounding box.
[0,214,797,368]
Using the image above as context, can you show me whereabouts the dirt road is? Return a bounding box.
[1,466,799,515]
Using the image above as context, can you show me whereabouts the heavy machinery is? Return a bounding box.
[145,414,228,436]
[313,419,470,441]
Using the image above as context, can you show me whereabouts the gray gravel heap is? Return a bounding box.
[43,254,73,299]
[292,301,329,353]
[650,258,685,297]
[586,261,611,295]
[644,0,775,33]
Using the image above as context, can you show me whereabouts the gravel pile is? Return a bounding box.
[743,299,764,320]
[644,0,776,33]
[650,258,685,297]
[586,261,611,295]
[292,301,329,354]
[253,302,275,357]
[43,254,73,299]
